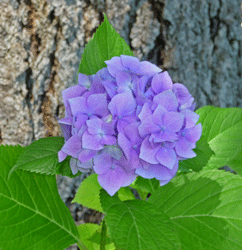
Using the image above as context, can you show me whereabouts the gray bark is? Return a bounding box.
[0,0,241,249]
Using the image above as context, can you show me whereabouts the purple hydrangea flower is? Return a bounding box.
[58,55,202,195]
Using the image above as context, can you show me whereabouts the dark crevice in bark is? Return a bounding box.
[48,9,55,23]
[55,104,60,117]
[208,1,221,42]
[0,128,2,144]
[147,0,169,67]
[25,67,35,141]
[25,0,42,57]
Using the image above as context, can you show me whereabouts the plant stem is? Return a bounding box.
[100,218,107,250]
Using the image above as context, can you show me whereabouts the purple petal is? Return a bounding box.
[152,105,167,125]
[61,134,82,158]
[129,150,141,169]
[101,80,117,99]
[78,73,92,89]
[116,71,132,89]
[78,149,97,163]
[138,116,160,137]
[149,131,178,143]
[123,122,142,145]
[136,61,161,75]
[101,121,115,135]
[139,137,160,164]
[87,93,108,117]
[155,147,177,169]
[93,153,112,174]
[117,117,136,133]
[151,72,173,94]
[100,135,117,145]
[97,167,126,196]
[69,96,87,116]
[173,83,191,105]
[86,118,102,134]
[82,131,103,150]
[121,55,141,72]
[185,123,202,143]
[181,109,200,128]
[62,85,87,116]
[108,91,136,117]
[77,159,93,173]
[138,102,152,122]
[175,137,196,158]
[120,169,137,187]
[58,117,72,141]
[163,112,184,132]
[90,74,106,94]
[136,161,177,181]
[180,97,194,111]
[118,133,132,161]
[105,57,126,77]
[69,158,78,175]
[74,113,88,130]
[102,145,123,160]
[153,90,179,111]
[58,150,68,162]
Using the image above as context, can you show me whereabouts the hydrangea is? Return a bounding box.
[58,55,202,196]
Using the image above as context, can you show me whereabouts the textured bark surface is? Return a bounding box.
[0,0,241,249]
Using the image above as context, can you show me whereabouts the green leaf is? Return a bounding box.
[77,223,115,250]
[78,14,133,75]
[56,156,82,178]
[118,187,135,201]
[196,106,242,175]
[132,176,160,194]
[9,137,80,178]
[100,190,180,250]
[0,145,84,250]
[148,169,242,250]
[179,137,214,172]
[72,173,103,212]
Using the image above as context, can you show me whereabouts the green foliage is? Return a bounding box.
[100,190,180,250]
[148,169,242,250]
[77,223,115,250]
[117,187,135,201]
[197,106,242,175]
[0,145,83,250]
[78,14,133,75]
[9,137,81,178]
[130,176,159,200]
[72,173,103,212]
[179,137,214,172]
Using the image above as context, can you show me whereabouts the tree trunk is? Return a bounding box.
[0,0,241,249]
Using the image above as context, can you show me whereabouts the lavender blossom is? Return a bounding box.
[58,55,202,195]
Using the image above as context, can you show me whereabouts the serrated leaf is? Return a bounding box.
[100,190,180,250]
[72,173,103,212]
[77,223,115,250]
[78,14,133,75]
[0,145,84,250]
[148,169,242,250]
[179,137,214,172]
[196,106,242,175]
[9,137,64,176]
[9,137,79,178]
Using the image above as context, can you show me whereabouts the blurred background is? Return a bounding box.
[0,0,241,249]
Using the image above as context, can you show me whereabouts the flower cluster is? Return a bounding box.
[58,55,202,196]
